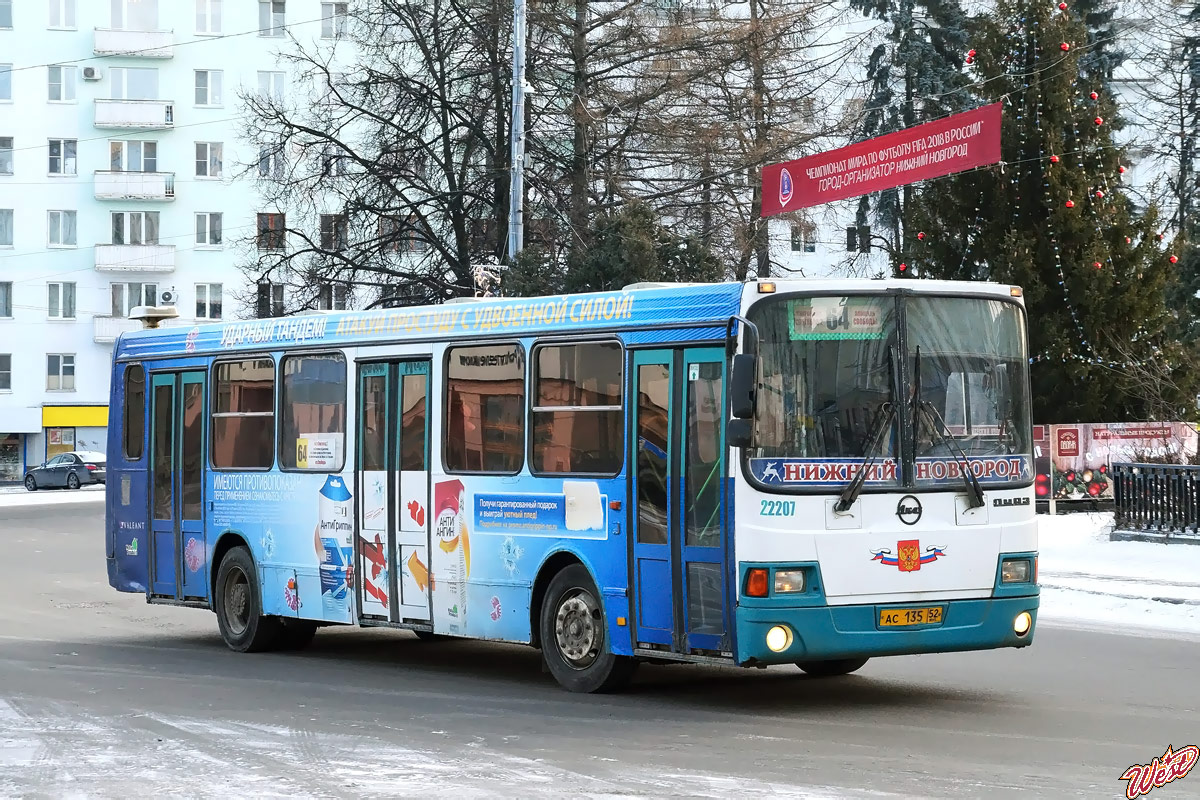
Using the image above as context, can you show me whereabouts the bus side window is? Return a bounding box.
[124,364,146,460]
[444,344,525,474]
[280,353,347,471]
[531,341,622,475]
[212,359,276,470]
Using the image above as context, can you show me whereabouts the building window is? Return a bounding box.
[256,282,285,318]
[195,212,222,246]
[49,0,75,29]
[0,0,11,29]
[109,140,157,172]
[123,364,145,459]
[318,283,348,310]
[194,70,222,106]
[47,282,76,318]
[258,0,284,37]
[48,66,76,102]
[0,137,11,175]
[194,142,222,178]
[445,344,526,473]
[196,0,221,33]
[0,354,10,391]
[111,211,160,245]
[0,209,11,247]
[320,214,347,251]
[320,144,346,177]
[531,342,623,474]
[791,223,816,253]
[47,354,75,391]
[111,67,158,100]
[111,282,157,317]
[378,216,402,252]
[212,358,275,469]
[257,71,284,101]
[111,0,158,30]
[47,210,77,247]
[320,2,347,38]
[258,145,284,180]
[257,212,285,250]
[48,138,77,175]
[0,282,11,316]
[196,283,222,319]
[280,353,346,471]
[0,64,10,101]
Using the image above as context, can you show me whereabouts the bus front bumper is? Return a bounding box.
[734,595,1039,666]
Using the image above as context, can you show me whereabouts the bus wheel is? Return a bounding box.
[278,618,318,650]
[214,546,282,653]
[795,657,870,677]
[539,564,637,693]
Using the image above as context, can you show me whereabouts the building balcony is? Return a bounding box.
[93,316,142,343]
[94,99,174,129]
[93,28,174,58]
[94,244,176,272]
[94,171,175,201]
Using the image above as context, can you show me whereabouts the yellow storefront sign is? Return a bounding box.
[41,406,109,428]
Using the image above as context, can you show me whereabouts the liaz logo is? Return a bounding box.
[1119,745,1198,799]
[993,497,1031,507]
[779,167,793,207]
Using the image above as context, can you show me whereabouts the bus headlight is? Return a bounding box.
[773,569,806,593]
[1014,612,1032,636]
[765,625,793,652]
[1001,558,1031,583]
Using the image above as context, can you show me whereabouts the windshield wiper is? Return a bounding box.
[834,346,899,514]
[911,347,985,509]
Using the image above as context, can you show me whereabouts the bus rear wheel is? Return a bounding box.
[214,545,282,653]
[539,564,637,693]
[795,657,870,677]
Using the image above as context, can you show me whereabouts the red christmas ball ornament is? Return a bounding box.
[1095,190,1104,198]
[1125,236,1132,244]
[1060,42,1071,51]
[898,263,908,272]
[1058,2,1067,8]
[1065,200,1075,208]
[1170,255,1179,264]
[917,231,926,240]
[1094,261,1103,269]
[968,49,976,57]
[1094,116,1104,125]
[1089,91,1098,100]
[965,56,974,65]
[1119,165,1126,174]
[1158,233,1166,241]
[1050,155,1060,163]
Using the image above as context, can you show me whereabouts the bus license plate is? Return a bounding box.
[879,607,943,627]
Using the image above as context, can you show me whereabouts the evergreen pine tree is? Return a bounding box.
[851,0,973,264]
[908,0,1196,421]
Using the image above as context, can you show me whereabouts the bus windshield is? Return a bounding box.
[745,293,1031,491]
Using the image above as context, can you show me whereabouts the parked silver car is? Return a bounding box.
[24,451,107,491]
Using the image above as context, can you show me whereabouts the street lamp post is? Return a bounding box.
[506,0,527,263]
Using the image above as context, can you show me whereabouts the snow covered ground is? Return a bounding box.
[1037,511,1200,639]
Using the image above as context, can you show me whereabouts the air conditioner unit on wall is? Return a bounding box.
[159,289,176,305]
[82,66,102,81]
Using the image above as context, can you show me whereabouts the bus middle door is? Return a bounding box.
[629,347,730,657]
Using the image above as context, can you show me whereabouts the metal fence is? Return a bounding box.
[1112,462,1200,543]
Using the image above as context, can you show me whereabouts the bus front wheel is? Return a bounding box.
[795,657,870,677]
[539,564,636,693]
[214,545,283,652]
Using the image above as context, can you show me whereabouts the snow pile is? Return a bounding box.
[1038,511,1200,637]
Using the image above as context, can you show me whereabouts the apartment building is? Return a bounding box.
[0,0,349,482]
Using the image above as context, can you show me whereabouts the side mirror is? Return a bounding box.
[730,353,757,419]
[727,418,753,449]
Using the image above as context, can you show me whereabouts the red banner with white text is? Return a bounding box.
[761,103,1003,215]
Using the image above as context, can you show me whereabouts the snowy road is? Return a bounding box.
[2,498,1199,798]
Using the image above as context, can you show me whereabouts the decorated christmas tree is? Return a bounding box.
[906,0,1196,421]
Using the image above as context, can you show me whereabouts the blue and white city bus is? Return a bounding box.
[105,280,1039,692]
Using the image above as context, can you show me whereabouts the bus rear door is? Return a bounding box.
[629,347,731,657]
[356,359,432,625]
[148,370,208,602]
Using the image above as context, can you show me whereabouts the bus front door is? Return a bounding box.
[630,347,730,656]
[356,359,432,625]
[148,371,208,602]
